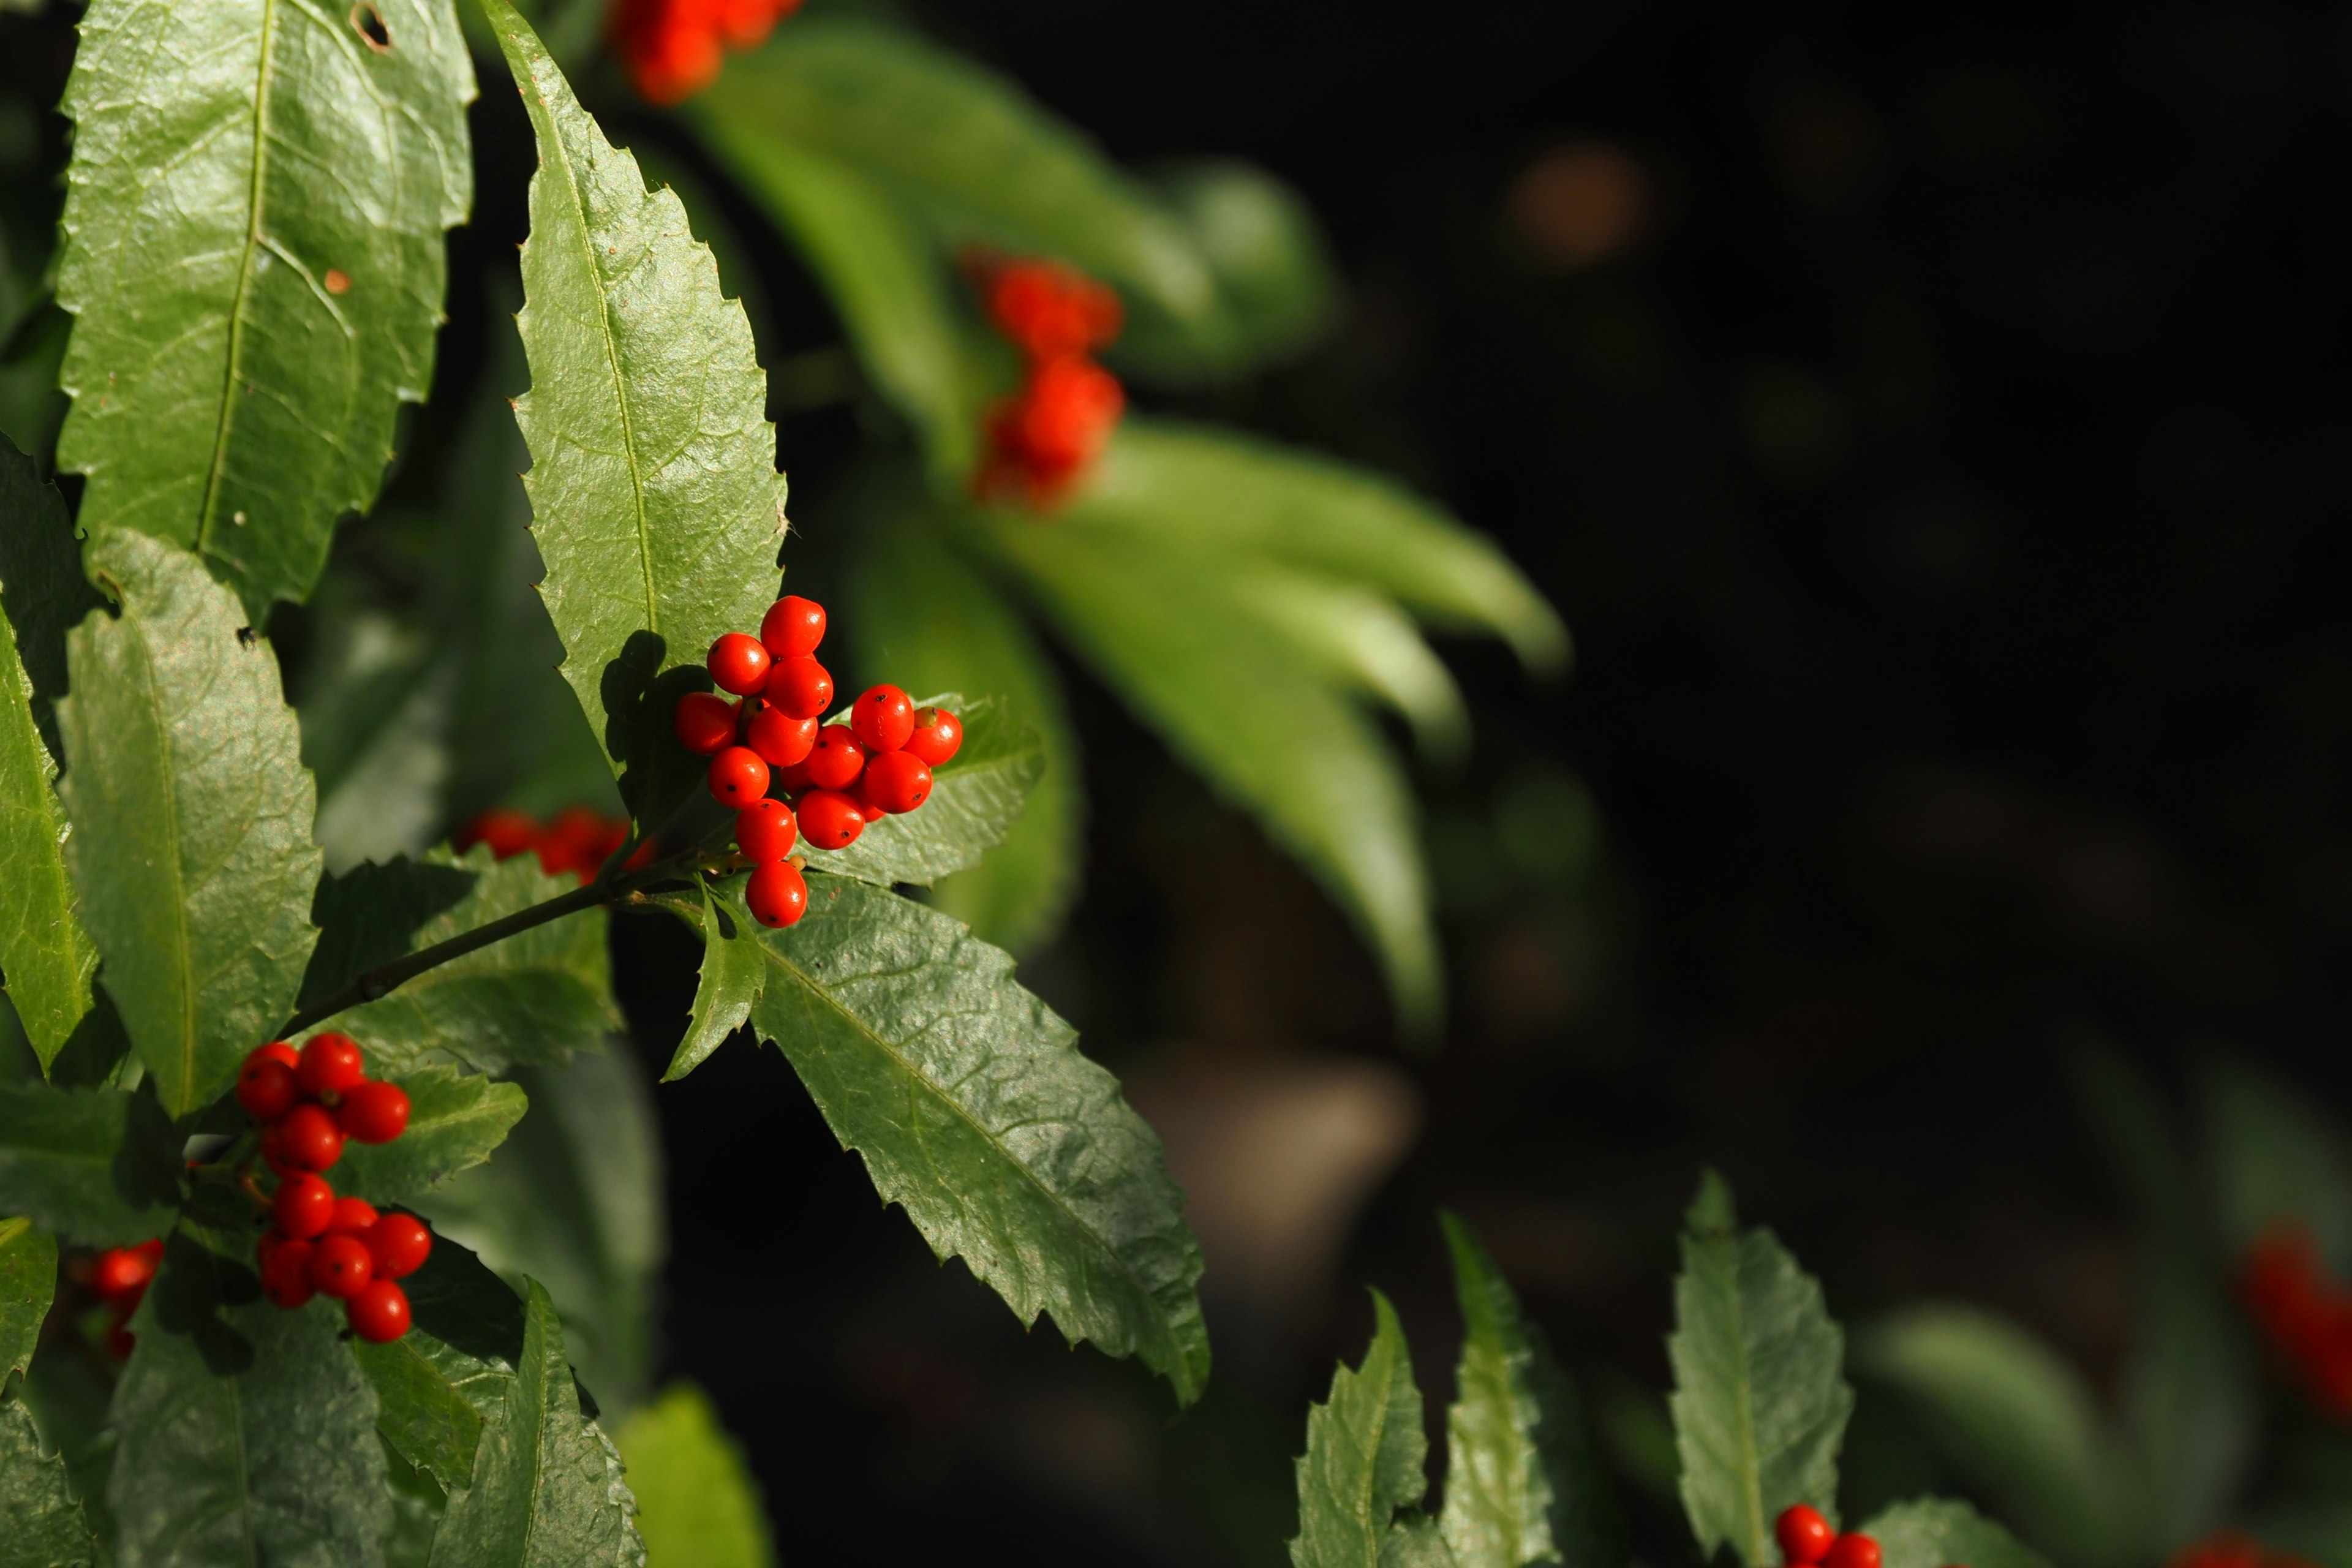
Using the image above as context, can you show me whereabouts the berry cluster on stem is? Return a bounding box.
[454,805,651,881]
[2240,1223,2352,1415]
[236,1036,430,1343]
[1777,1506,1959,1568]
[971,257,1127,507]
[674,594,962,928]
[609,0,801,104]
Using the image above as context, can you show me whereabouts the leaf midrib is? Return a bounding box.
[756,940,1177,1363]
[196,0,282,554]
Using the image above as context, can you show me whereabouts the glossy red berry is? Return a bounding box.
[737,800,798,862]
[673,691,739,755]
[261,1238,317,1308]
[276,1104,346,1173]
[745,705,818,767]
[761,595,826,658]
[861,750,933,814]
[252,1041,300,1072]
[347,1279,412,1343]
[337,1080,411,1145]
[804,725,866,791]
[297,1033,366,1098]
[795,789,865,850]
[92,1244,159,1300]
[707,632,772,696]
[328,1197,380,1236]
[905,707,962,766]
[365,1213,433,1280]
[274,1173,336,1240]
[1777,1507,1837,1566]
[765,655,834,720]
[706,746,771,808]
[308,1234,375,1300]
[1822,1535,1880,1568]
[746,859,809,928]
[236,1056,298,1121]
[850,685,914,752]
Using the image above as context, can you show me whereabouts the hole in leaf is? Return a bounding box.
[350,3,391,50]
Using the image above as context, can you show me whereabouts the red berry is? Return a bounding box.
[1777,1507,1837,1566]
[259,1120,295,1178]
[1823,1536,1880,1568]
[746,860,809,927]
[297,1033,366,1098]
[745,705,818,767]
[986,260,1124,361]
[337,1080,411,1145]
[860,750,932,815]
[347,1279,412,1343]
[252,1041,300,1072]
[364,1213,433,1280]
[761,595,826,658]
[796,789,865,850]
[260,1237,316,1308]
[92,1245,157,1300]
[274,1173,336,1240]
[707,632,772,696]
[850,685,915,752]
[737,800,798,862]
[764,655,834,720]
[905,707,962,766]
[774,757,814,793]
[307,1234,375,1300]
[236,1056,298,1121]
[673,691,739,755]
[706,746,771,808]
[458,808,539,861]
[804,725,866,791]
[328,1196,380,1236]
[277,1104,346,1173]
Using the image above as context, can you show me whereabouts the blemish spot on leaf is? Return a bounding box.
[351,3,392,50]
[324,268,352,295]
[232,510,247,526]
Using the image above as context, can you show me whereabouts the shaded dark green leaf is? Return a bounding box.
[0,1215,56,1380]
[56,0,476,619]
[739,874,1208,1404]
[356,1231,526,1494]
[56,531,320,1117]
[662,875,764,1082]
[484,0,785,823]
[0,1082,177,1246]
[425,1279,644,1568]
[1667,1172,1853,1568]
[800,694,1042,889]
[334,1068,529,1205]
[0,1395,97,1568]
[2204,1057,2352,1268]
[1291,1290,1443,1568]
[612,1381,775,1568]
[1861,1498,2054,1568]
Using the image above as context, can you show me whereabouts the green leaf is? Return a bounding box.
[800,694,1043,889]
[109,1233,392,1568]
[55,530,321,1117]
[662,875,764,1082]
[0,1215,56,1381]
[1140,160,1340,374]
[691,131,981,477]
[335,1068,529,1205]
[1666,1171,1853,1568]
[847,509,1082,954]
[355,1230,528,1494]
[1860,1498,2055,1568]
[979,517,1441,1032]
[1291,1290,1440,1568]
[0,1082,178,1246]
[0,1395,97,1568]
[1235,568,1468,763]
[1438,1213,1623,1568]
[426,1280,645,1568]
[484,0,786,821]
[1063,420,1569,673]
[1852,1305,2122,1568]
[414,1049,663,1413]
[2203,1057,2352,1269]
[612,1382,775,1568]
[56,0,477,619]
[303,848,618,1076]
[736,874,1209,1404]
[0,440,97,1069]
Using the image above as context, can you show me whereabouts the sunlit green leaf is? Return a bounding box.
[1137,159,1340,375]
[801,694,1042,889]
[1438,1213,1623,1568]
[1292,1290,1442,1568]
[1235,568,1468,763]
[612,1382,775,1568]
[335,1068,529,1205]
[56,0,475,619]
[55,531,320,1117]
[1667,1171,1853,1568]
[355,1229,526,1495]
[484,0,785,823]
[733,874,1209,1404]
[0,1395,97,1568]
[0,1215,55,1381]
[1861,1497,2054,1568]
[662,875,763,1082]
[0,1082,177,1246]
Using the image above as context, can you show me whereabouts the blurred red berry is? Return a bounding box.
[347,1279,412,1343]
[236,1055,298,1121]
[456,808,538,861]
[1822,1535,1880,1568]
[274,1174,336,1240]
[309,1234,375,1300]
[276,1104,347,1173]
[262,1238,316,1308]
[986,260,1124,361]
[327,1197,380,1236]
[1777,1506,1836,1567]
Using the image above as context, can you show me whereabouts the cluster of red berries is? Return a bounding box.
[454,805,652,881]
[83,1238,164,1359]
[2170,1534,2318,1568]
[972,258,1127,507]
[234,1036,429,1344]
[674,595,962,929]
[2240,1223,2352,1416]
[1777,1507,1955,1568]
[608,0,800,105]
